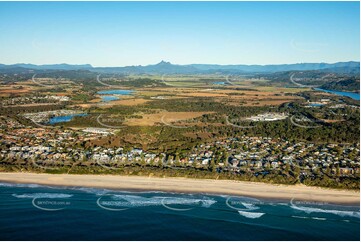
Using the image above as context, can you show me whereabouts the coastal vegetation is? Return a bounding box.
[0,161,358,190]
[0,70,359,191]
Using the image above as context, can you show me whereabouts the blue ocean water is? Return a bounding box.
[0,182,359,241]
[49,114,88,124]
[314,88,360,101]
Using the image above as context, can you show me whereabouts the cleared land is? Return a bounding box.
[126,111,213,126]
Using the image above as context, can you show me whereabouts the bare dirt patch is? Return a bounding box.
[0,87,32,96]
[320,119,345,123]
[178,92,228,97]
[126,111,213,126]
[108,98,150,106]
[70,98,151,108]
[217,93,303,106]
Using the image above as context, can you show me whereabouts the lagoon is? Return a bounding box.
[100,95,119,102]
[97,89,134,102]
[49,113,87,124]
[309,103,323,107]
[97,89,134,95]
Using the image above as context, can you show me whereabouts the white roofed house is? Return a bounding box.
[202,159,209,166]
[92,154,101,160]
[145,154,156,163]
[113,154,123,161]
[115,148,124,154]
[99,154,110,162]
[239,160,248,167]
[131,149,143,155]
[9,146,21,151]
[230,158,239,167]
[271,161,279,168]
[339,167,354,175]
[282,156,293,163]
[252,161,263,168]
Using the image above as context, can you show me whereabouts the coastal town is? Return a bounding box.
[1,115,359,184]
[0,94,70,107]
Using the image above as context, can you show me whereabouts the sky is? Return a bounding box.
[0,1,359,67]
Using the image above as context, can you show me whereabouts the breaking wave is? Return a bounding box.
[290,200,360,218]
[12,193,73,199]
[238,211,265,219]
[292,216,327,221]
[225,196,263,211]
[311,217,327,221]
[68,187,113,196]
[241,202,260,210]
[108,194,217,208]
[0,182,43,188]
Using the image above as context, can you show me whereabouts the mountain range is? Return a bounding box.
[0,61,359,74]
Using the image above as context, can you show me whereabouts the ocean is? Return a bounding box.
[0,182,359,241]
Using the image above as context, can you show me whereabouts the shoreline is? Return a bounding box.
[0,172,359,205]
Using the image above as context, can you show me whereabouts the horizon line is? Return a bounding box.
[1,60,360,68]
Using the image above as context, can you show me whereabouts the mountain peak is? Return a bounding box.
[156,60,172,66]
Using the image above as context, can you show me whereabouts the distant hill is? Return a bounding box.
[189,61,360,73]
[0,63,93,71]
[320,77,360,93]
[0,61,359,74]
[321,65,360,74]
[256,69,360,93]
[94,61,199,74]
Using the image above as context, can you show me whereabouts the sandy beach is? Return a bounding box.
[0,172,359,205]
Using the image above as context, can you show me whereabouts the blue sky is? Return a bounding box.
[0,1,359,66]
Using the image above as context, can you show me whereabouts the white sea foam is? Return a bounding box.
[311,217,327,221]
[215,194,229,198]
[12,193,73,199]
[291,215,309,219]
[238,211,265,219]
[292,215,327,221]
[109,194,216,208]
[225,196,262,211]
[68,187,112,196]
[290,200,360,218]
[0,182,43,188]
[67,186,171,196]
[241,202,259,210]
